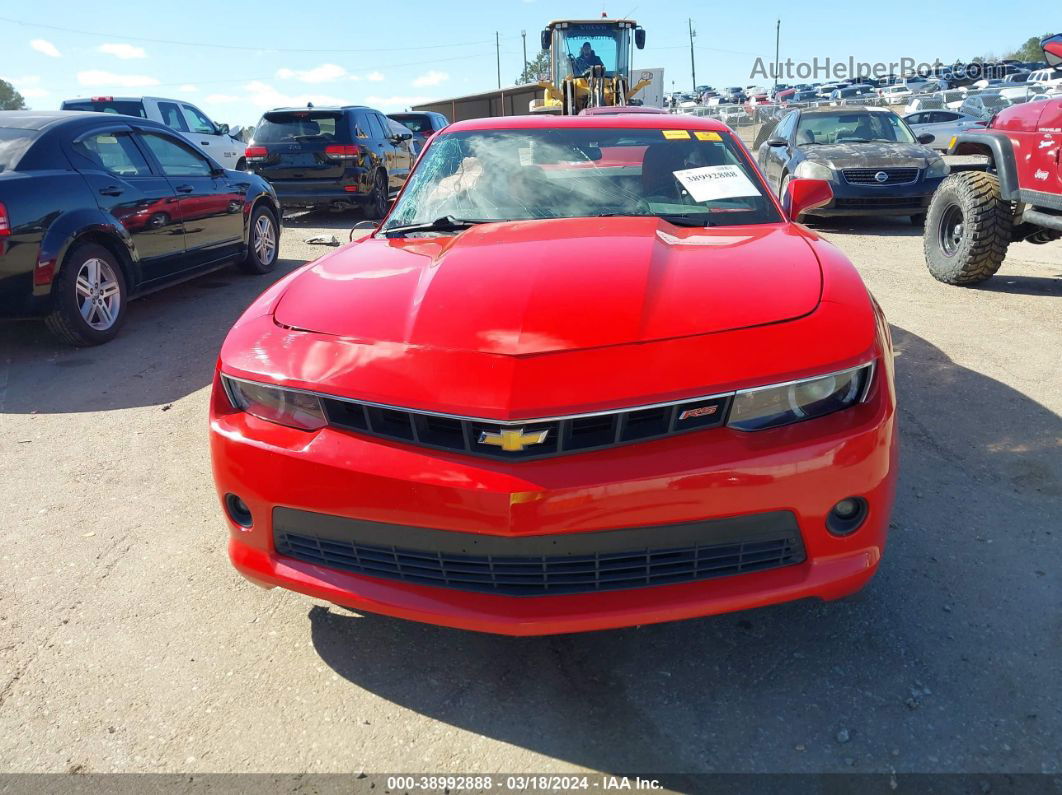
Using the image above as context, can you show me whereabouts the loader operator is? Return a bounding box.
[573,42,604,73]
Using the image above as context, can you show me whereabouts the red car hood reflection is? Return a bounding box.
[273,217,822,355]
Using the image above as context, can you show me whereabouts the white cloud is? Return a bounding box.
[76,70,160,88]
[2,75,48,98]
[244,80,352,109]
[412,70,449,87]
[363,95,434,112]
[276,63,348,84]
[179,84,198,93]
[366,71,384,82]
[30,39,61,58]
[98,43,147,59]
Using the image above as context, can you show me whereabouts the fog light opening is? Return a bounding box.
[827,497,868,536]
[225,493,254,528]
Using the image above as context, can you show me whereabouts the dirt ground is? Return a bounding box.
[1,208,1059,777]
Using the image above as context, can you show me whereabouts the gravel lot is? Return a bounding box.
[1,208,1059,777]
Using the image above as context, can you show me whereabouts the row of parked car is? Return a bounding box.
[57,95,451,215]
[0,94,451,345]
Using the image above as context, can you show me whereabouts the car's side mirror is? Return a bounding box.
[783,178,833,221]
[399,132,413,141]
[210,166,227,177]
[217,123,230,136]
[917,133,935,144]
[540,29,551,50]
[1042,33,1062,67]
[229,125,243,140]
[766,137,789,147]
[635,27,646,50]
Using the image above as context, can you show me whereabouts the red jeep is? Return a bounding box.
[923,34,1062,284]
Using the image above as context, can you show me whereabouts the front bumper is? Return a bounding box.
[807,176,945,217]
[210,369,897,636]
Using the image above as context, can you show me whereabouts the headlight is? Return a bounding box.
[727,363,874,431]
[925,158,950,178]
[221,375,327,431]
[794,160,834,181]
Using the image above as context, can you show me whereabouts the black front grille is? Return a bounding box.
[834,197,926,209]
[842,168,920,185]
[273,508,805,596]
[321,393,732,460]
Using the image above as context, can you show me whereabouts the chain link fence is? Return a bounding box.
[669,84,1061,147]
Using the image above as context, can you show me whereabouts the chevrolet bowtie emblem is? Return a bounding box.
[478,427,550,452]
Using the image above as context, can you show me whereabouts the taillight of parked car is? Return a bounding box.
[0,202,10,237]
[245,146,268,162]
[324,145,361,160]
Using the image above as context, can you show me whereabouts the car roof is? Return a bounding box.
[447,114,730,133]
[0,110,173,131]
[798,106,895,115]
[265,106,370,113]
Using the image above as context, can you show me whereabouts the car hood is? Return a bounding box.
[273,218,822,356]
[804,142,936,169]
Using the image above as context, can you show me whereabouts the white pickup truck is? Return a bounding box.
[59,96,246,170]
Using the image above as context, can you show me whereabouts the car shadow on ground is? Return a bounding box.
[283,209,375,233]
[969,274,1062,298]
[308,325,1061,777]
[0,259,306,414]
[808,216,924,237]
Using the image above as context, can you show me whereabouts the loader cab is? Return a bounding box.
[541,20,645,84]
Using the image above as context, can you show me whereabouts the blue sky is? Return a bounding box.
[1,1,1051,126]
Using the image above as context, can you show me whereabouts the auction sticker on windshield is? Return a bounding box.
[674,165,760,202]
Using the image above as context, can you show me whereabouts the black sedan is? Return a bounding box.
[0,111,281,345]
[755,107,951,224]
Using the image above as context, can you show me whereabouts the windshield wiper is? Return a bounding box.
[594,211,709,226]
[382,216,491,237]
[594,212,713,227]
[657,213,713,227]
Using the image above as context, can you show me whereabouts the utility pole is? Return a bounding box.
[774,19,781,91]
[521,30,527,76]
[688,18,697,93]
[496,32,501,89]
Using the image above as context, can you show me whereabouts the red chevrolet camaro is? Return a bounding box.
[209,114,897,636]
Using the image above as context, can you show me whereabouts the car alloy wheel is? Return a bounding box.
[74,257,122,331]
[372,171,387,218]
[253,214,277,264]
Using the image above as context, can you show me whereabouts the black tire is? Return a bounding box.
[235,158,247,172]
[910,213,926,227]
[923,171,1011,286]
[45,242,128,346]
[367,170,388,219]
[239,205,279,274]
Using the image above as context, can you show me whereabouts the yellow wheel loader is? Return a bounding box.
[531,18,650,114]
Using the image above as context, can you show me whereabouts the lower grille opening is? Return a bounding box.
[272,508,806,597]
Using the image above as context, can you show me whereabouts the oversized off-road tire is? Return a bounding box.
[239,204,279,274]
[924,171,1012,285]
[45,242,128,346]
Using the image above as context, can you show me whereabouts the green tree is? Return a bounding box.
[1007,33,1054,62]
[0,78,27,110]
[516,50,550,84]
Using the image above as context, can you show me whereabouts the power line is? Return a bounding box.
[1,15,517,53]
[138,51,501,89]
